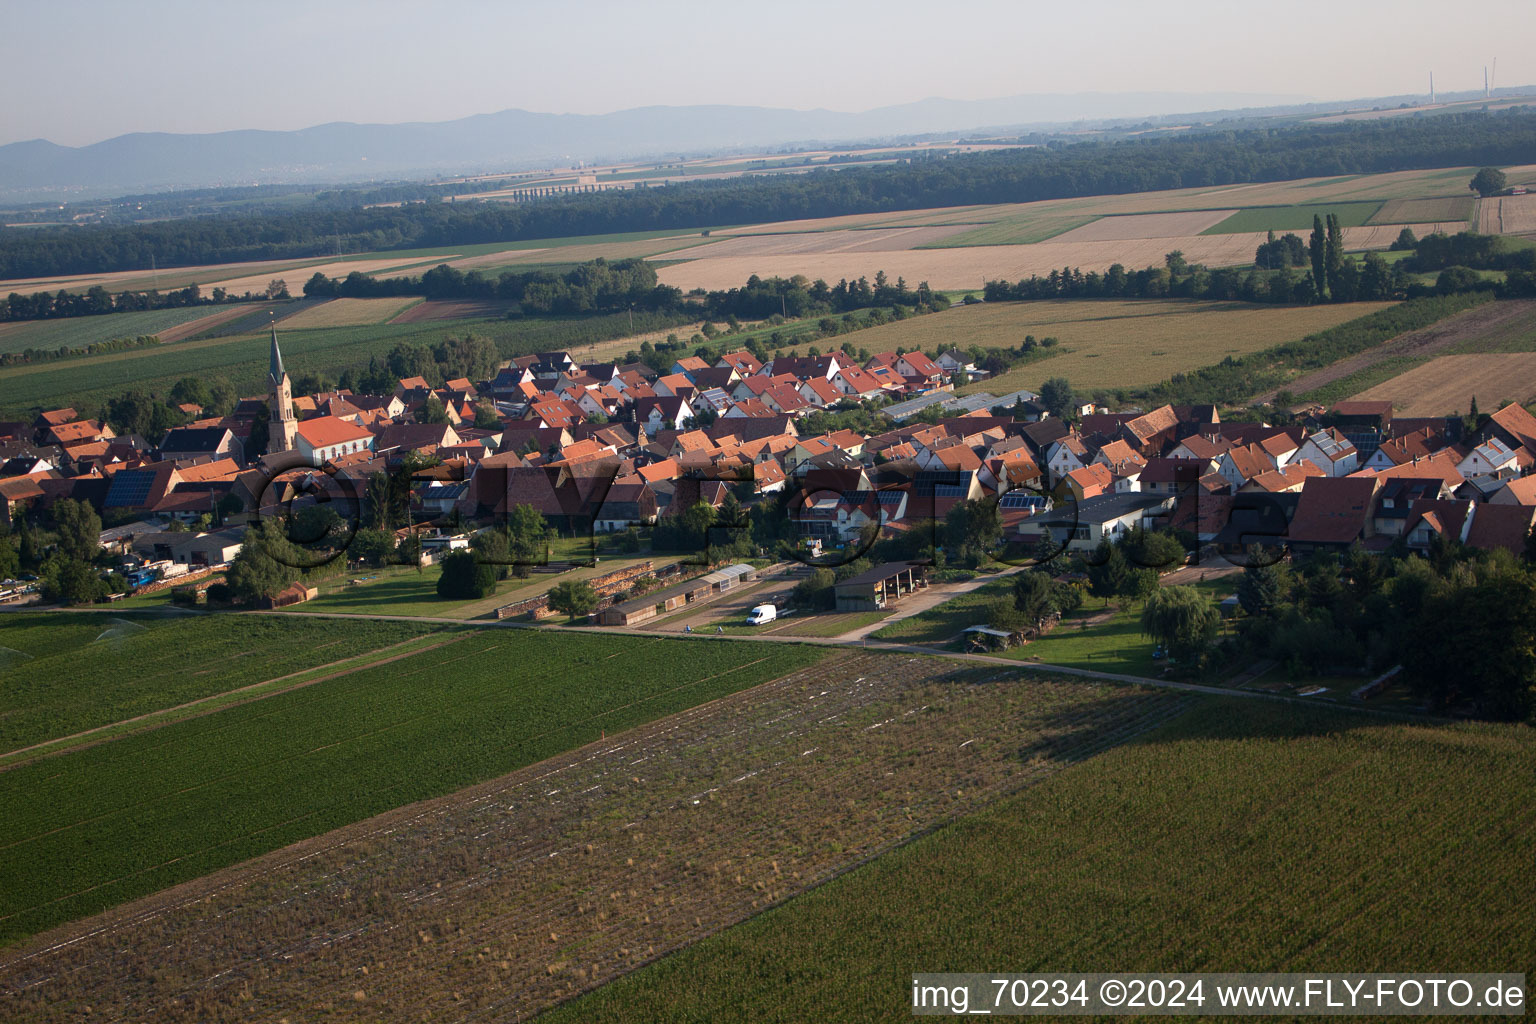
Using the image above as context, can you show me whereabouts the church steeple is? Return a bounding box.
[267,324,297,457]
[269,325,286,384]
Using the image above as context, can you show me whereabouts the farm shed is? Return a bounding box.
[833,561,927,612]
[597,563,757,626]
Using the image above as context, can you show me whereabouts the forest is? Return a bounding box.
[3,109,1535,280]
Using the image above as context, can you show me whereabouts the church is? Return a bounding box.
[267,326,298,456]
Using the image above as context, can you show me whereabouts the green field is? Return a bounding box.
[919,212,1098,248]
[0,625,825,944]
[547,698,1536,1023]
[0,308,686,416]
[1202,202,1383,234]
[0,305,242,356]
[0,613,433,753]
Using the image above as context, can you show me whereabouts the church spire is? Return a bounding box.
[269,324,286,383]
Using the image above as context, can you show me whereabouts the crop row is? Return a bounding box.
[0,651,1191,1021]
[0,612,435,752]
[0,628,824,946]
[547,699,1536,1023]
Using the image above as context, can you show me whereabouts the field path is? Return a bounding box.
[1252,298,1536,406]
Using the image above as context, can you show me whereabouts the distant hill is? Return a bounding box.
[0,91,1308,198]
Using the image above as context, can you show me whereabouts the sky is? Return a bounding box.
[5,0,1535,148]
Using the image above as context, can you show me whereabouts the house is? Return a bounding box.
[1014,492,1177,553]
[936,348,976,375]
[1285,476,1381,557]
[1456,437,1521,480]
[1464,502,1536,555]
[1293,428,1358,477]
[716,350,764,377]
[158,426,240,465]
[797,376,842,409]
[1484,402,1536,456]
[1215,444,1274,491]
[593,480,659,532]
[1063,463,1114,501]
[633,396,690,432]
[1043,436,1088,484]
[295,416,375,467]
[1490,475,1536,506]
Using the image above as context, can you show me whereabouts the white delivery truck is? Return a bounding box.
[747,604,777,626]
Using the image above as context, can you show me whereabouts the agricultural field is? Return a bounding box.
[1370,196,1475,225]
[547,698,1536,1023]
[0,627,824,945]
[651,225,1457,293]
[1051,210,1236,241]
[4,164,1531,307]
[835,298,1395,392]
[0,613,434,753]
[1200,201,1382,234]
[1350,352,1536,416]
[275,295,423,328]
[0,308,677,417]
[1477,193,1536,235]
[0,305,249,356]
[0,652,1192,1021]
[1259,296,1535,406]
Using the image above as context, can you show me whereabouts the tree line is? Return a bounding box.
[6,109,1536,280]
[301,257,679,316]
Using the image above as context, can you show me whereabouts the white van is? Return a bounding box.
[747,604,777,625]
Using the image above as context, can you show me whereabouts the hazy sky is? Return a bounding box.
[5,0,1534,148]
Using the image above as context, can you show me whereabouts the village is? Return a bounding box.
[3,323,1536,649]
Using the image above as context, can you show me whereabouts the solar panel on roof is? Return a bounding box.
[106,471,156,507]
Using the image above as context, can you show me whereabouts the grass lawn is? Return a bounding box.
[545,698,1536,1023]
[275,563,531,618]
[869,577,1015,644]
[1007,578,1236,676]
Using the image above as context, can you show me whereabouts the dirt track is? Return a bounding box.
[1253,298,1536,406]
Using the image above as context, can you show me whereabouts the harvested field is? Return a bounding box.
[278,296,423,328]
[450,235,719,270]
[656,224,1456,292]
[822,299,1394,391]
[1342,222,1469,248]
[1477,193,1536,235]
[1049,210,1236,241]
[0,652,1192,1022]
[203,256,445,297]
[1370,196,1475,225]
[1254,296,1529,405]
[1351,353,1536,415]
[654,233,1273,292]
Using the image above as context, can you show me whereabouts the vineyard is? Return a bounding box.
[547,699,1536,1023]
[0,628,823,944]
[0,612,434,752]
[0,655,1191,1020]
